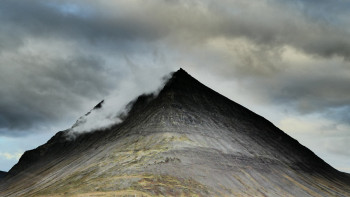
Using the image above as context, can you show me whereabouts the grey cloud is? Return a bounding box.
[2,0,350,59]
[1,0,350,137]
[239,63,350,125]
[274,76,350,110]
[325,136,350,157]
[0,1,166,55]
[0,53,113,133]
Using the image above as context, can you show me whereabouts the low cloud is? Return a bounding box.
[0,44,112,133]
[68,70,172,136]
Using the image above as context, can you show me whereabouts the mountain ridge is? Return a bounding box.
[1,68,350,196]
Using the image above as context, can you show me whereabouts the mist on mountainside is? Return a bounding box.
[68,72,173,136]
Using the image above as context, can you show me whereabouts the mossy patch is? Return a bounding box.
[130,173,210,196]
[36,173,210,197]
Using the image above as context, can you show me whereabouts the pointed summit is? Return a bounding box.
[161,68,201,91]
[171,67,191,80]
[174,67,187,74]
[1,69,350,196]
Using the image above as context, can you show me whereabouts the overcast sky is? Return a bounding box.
[0,0,349,172]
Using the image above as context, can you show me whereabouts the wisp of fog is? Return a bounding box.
[66,69,173,139]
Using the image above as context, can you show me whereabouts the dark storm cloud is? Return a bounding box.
[2,0,350,59]
[0,0,169,56]
[0,54,113,133]
[267,70,350,123]
[0,0,170,135]
[1,0,350,137]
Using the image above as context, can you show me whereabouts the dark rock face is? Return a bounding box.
[0,171,6,179]
[1,69,350,196]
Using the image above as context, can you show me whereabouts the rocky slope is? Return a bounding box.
[1,69,349,196]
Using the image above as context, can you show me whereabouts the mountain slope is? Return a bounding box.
[1,68,350,196]
[0,171,6,179]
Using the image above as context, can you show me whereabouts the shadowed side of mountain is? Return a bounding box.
[0,171,6,179]
[113,68,339,173]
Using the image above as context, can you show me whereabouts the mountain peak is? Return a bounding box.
[165,68,194,85]
[2,69,350,196]
[174,68,189,76]
[160,68,206,95]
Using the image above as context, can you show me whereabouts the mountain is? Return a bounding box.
[0,171,6,179]
[1,68,350,196]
